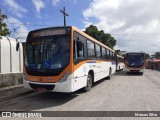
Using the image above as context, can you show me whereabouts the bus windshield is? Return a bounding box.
[126,53,144,67]
[25,35,70,76]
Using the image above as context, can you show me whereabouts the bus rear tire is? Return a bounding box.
[83,74,92,92]
[140,72,143,75]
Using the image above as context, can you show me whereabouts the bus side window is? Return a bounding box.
[87,40,96,58]
[95,44,101,59]
[112,52,114,60]
[102,47,106,59]
[106,49,108,60]
[114,53,116,61]
[74,40,76,60]
[110,51,112,60]
[109,51,111,60]
[113,53,115,61]
[76,41,84,59]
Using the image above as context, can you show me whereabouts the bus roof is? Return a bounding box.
[28,26,71,33]
[124,52,145,54]
[71,26,115,53]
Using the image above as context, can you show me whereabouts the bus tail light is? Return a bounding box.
[59,71,70,83]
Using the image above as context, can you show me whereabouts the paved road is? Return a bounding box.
[0,69,160,119]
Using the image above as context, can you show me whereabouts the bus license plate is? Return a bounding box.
[36,88,46,91]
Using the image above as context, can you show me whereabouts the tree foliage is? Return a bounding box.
[155,52,160,58]
[0,9,10,36]
[84,25,116,49]
[115,50,121,55]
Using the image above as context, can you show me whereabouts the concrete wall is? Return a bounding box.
[0,73,23,87]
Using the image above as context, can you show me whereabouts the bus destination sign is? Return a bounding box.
[32,29,67,37]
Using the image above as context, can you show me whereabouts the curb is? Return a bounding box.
[0,84,23,91]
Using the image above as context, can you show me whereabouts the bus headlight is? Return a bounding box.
[59,71,70,83]
[23,73,28,81]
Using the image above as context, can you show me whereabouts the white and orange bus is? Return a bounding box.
[23,26,116,92]
[116,55,124,71]
[124,52,146,74]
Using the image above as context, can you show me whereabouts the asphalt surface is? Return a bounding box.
[0,69,160,120]
[0,85,33,102]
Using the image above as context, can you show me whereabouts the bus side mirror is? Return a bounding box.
[16,38,20,51]
[16,42,20,51]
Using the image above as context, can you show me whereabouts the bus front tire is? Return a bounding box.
[83,74,92,92]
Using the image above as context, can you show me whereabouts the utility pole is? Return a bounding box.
[60,7,69,26]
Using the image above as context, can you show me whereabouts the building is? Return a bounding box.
[145,58,160,70]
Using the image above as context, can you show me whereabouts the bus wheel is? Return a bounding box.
[83,74,92,92]
[108,69,112,80]
[140,72,143,75]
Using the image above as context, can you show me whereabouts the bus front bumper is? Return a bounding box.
[124,67,144,73]
[23,78,74,93]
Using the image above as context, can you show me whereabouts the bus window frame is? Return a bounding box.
[95,43,102,59]
[101,47,106,59]
[75,38,85,59]
[73,31,87,64]
[87,40,96,58]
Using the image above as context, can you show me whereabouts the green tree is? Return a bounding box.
[155,52,160,58]
[84,25,116,49]
[0,10,10,36]
[115,50,121,55]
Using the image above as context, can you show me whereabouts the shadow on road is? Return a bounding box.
[75,77,107,94]
[0,76,111,111]
[0,91,79,111]
[114,70,143,76]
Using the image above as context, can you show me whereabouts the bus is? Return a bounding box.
[23,26,116,92]
[116,55,124,71]
[124,52,146,74]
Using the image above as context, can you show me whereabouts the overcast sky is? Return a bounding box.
[83,0,160,55]
[0,0,160,54]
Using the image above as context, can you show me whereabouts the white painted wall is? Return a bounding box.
[1,37,10,73]
[0,36,23,74]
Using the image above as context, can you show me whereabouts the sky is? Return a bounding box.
[0,0,160,55]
